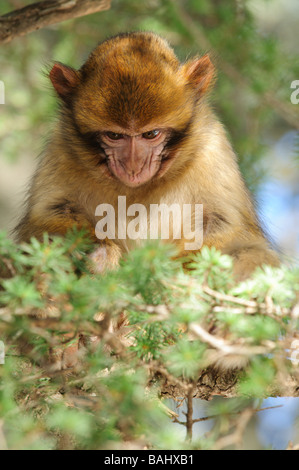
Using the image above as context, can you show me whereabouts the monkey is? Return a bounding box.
[14,31,279,281]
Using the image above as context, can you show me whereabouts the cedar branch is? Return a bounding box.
[0,0,111,45]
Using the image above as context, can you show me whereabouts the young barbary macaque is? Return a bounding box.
[15,32,279,280]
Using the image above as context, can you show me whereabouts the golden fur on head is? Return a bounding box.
[77,32,190,130]
[65,32,214,134]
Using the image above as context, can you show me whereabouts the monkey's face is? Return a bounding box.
[68,121,184,188]
[99,129,169,187]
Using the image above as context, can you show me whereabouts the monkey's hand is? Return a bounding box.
[223,239,280,281]
[88,242,122,274]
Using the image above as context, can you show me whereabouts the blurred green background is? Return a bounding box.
[0,0,299,449]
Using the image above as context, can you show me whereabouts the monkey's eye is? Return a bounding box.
[106,132,124,140]
[142,130,160,139]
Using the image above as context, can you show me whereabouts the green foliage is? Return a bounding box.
[166,339,206,378]
[187,246,234,290]
[0,231,298,449]
[238,357,277,398]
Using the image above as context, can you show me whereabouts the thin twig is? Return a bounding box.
[202,285,289,317]
[185,386,194,441]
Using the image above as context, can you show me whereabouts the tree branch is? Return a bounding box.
[158,366,299,400]
[0,0,111,45]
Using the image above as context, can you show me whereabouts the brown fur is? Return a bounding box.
[15,32,279,280]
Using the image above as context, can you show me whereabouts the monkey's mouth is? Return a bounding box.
[106,155,164,188]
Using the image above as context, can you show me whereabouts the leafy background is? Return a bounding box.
[0,0,298,449]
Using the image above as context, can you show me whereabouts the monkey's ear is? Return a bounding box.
[183,54,215,95]
[49,63,80,100]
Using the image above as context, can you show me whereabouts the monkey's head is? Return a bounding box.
[50,32,215,188]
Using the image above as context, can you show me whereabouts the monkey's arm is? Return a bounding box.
[222,236,280,280]
[15,203,92,242]
[16,205,122,273]
[200,201,280,280]
[200,203,280,280]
